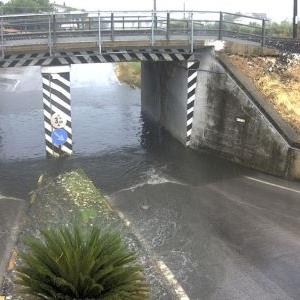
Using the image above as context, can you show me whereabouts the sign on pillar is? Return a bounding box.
[41,66,72,158]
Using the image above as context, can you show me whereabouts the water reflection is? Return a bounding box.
[0,63,246,199]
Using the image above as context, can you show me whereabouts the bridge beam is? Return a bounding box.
[41,65,72,158]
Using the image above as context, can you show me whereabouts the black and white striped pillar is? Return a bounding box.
[186,61,199,146]
[41,66,72,157]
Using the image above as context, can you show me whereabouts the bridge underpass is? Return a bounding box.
[1,10,300,300]
[1,50,300,300]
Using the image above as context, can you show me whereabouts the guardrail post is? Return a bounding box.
[48,14,52,56]
[154,11,157,29]
[1,17,4,59]
[261,19,266,47]
[98,12,102,54]
[111,13,114,41]
[218,11,223,40]
[138,16,140,29]
[190,12,194,53]
[151,11,155,46]
[166,12,170,40]
[52,13,56,50]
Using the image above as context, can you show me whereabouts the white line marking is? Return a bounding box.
[187,94,195,104]
[43,89,71,110]
[110,54,120,62]
[149,53,159,61]
[187,82,197,93]
[0,194,23,202]
[45,146,60,157]
[187,117,193,126]
[61,145,72,154]
[157,260,190,300]
[123,53,132,61]
[175,53,185,60]
[188,71,197,83]
[162,53,173,61]
[116,211,190,299]
[42,78,71,99]
[244,176,300,194]
[187,106,194,115]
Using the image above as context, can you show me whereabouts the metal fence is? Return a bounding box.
[0,10,268,57]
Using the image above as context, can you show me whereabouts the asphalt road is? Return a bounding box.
[110,171,300,300]
[1,63,300,300]
[0,196,24,286]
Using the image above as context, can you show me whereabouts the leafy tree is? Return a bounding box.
[268,20,293,38]
[2,0,53,14]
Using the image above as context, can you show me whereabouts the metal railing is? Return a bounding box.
[0,10,268,58]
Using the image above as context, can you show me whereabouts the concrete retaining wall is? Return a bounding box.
[141,49,300,180]
[141,61,188,144]
[191,50,300,179]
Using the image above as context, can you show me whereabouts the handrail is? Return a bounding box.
[0,10,267,21]
[0,10,276,58]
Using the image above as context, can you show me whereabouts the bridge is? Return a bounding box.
[0,10,279,65]
[0,10,299,180]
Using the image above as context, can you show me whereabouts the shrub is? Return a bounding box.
[16,225,149,299]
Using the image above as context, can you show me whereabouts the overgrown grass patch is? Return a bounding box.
[115,62,141,88]
[1,170,172,299]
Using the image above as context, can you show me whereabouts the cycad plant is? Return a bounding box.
[16,225,149,299]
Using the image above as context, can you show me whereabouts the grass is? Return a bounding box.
[1,170,170,299]
[228,55,300,134]
[115,62,141,88]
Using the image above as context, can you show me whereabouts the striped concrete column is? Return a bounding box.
[41,66,72,157]
[186,61,199,146]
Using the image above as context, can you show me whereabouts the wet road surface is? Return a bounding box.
[1,64,300,299]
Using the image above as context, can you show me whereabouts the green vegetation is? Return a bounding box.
[168,12,296,39]
[0,0,53,14]
[268,20,293,38]
[17,225,149,299]
[115,62,141,88]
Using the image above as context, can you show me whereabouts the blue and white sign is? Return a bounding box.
[51,128,68,146]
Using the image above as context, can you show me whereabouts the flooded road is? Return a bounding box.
[0,63,245,198]
[1,63,300,299]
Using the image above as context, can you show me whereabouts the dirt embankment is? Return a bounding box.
[115,62,141,88]
[227,54,300,134]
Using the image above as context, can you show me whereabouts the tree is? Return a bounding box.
[2,0,53,14]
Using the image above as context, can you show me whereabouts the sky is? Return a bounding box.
[53,0,297,21]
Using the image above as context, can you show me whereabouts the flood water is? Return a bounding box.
[2,63,300,299]
[0,63,245,199]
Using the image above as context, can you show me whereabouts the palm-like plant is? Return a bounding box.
[16,226,149,299]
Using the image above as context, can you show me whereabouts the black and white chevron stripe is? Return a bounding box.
[42,66,72,157]
[186,61,199,146]
[0,49,193,68]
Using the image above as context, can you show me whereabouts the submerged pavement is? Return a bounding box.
[0,196,25,286]
[1,62,300,299]
[110,172,300,300]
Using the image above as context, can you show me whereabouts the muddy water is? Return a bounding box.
[3,63,300,299]
[0,63,244,198]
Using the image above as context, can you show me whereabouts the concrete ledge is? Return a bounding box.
[217,54,300,149]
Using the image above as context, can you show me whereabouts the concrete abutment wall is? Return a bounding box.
[141,49,300,180]
[141,61,188,144]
